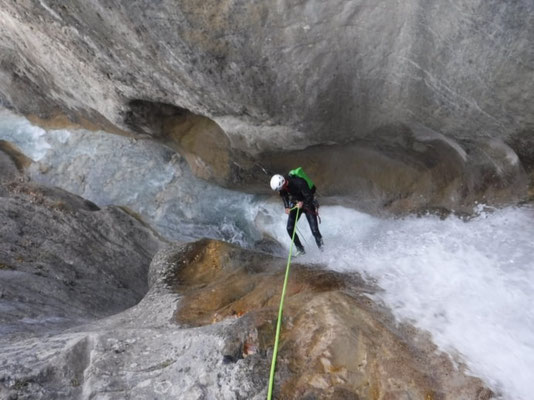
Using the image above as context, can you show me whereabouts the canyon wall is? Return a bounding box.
[1,0,532,209]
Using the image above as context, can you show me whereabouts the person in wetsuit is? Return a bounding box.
[270,173,323,255]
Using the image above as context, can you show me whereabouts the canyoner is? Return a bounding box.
[267,167,323,397]
[270,167,323,256]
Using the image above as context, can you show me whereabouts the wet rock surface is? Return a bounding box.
[0,147,163,336]
[163,239,493,399]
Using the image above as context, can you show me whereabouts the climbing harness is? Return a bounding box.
[267,206,300,400]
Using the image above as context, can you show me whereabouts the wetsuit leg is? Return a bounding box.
[304,209,323,249]
[287,207,304,251]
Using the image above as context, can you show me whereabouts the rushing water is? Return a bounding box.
[0,109,260,246]
[1,108,533,400]
[259,203,534,400]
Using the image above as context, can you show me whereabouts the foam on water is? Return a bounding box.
[0,108,50,160]
[257,203,534,400]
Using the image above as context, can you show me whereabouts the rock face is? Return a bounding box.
[1,237,494,399]
[0,0,532,155]
[0,0,531,212]
[256,123,529,214]
[0,4,530,394]
[0,144,163,336]
[2,235,492,399]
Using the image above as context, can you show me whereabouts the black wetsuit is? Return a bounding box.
[279,176,323,251]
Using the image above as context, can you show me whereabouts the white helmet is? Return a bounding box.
[270,174,286,191]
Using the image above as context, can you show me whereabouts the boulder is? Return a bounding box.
[167,239,494,399]
[0,165,163,336]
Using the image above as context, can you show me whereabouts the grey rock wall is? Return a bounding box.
[0,148,163,336]
[0,0,532,156]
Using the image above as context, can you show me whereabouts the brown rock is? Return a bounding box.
[0,140,32,172]
[165,239,493,399]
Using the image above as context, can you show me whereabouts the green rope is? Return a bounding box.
[267,206,300,400]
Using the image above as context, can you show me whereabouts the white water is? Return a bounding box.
[0,109,50,160]
[0,109,259,246]
[1,108,534,399]
[258,203,534,400]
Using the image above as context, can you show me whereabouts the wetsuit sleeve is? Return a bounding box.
[280,190,290,208]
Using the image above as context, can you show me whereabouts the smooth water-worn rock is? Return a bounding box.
[255,123,529,214]
[0,0,532,155]
[0,148,163,336]
[0,241,264,400]
[166,239,493,399]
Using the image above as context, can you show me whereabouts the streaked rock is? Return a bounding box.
[0,0,531,161]
[0,151,163,336]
